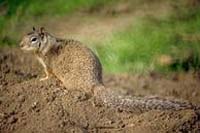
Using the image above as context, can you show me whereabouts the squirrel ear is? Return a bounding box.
[40,27,45,39]
[40,27,45,34]
[33,27,36,31]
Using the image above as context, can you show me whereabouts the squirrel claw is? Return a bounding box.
[40,76,49,81]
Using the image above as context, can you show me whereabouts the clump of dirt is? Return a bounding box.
[0,47,200,133]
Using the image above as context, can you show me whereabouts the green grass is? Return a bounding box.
[0,0,114,45]
[22,0,112,16]
[2,0,112,16]
[93,7,200,73]
[1,0,200,73]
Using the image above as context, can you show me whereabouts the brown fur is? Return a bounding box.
[46,39,103,92]
[19,27,195,113]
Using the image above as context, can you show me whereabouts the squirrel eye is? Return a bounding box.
[31,37,37,42]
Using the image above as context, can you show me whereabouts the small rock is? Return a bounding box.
[46,95,56,103]
[0,113,6,119]
[8,117,18,124]
[31,102,38,109]
[18,95,25,103]
[3,82,8,86]
[105,119,115,125]
[53,88,61,93]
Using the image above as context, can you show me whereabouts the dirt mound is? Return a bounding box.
[0,47,200,133]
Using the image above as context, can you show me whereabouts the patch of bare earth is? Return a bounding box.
[0,48,200,133]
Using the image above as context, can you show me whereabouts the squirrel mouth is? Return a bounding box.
[21,45,37,51]
[20,45,29,50]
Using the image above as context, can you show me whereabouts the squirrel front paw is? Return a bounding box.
[40,76,49,81]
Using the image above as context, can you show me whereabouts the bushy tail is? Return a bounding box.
[94,86,195,113]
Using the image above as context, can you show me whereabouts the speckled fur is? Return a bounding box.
[48,39,103,92]
[20,28,195,113]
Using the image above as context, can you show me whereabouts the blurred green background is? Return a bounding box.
[1,0,200,74]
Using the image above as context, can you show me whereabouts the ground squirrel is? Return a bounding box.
[19,27,196,113]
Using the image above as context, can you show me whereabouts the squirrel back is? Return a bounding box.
[49,39,103,92]
[20,27,197,113]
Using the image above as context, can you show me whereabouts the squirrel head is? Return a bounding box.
[19,27,47,53]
